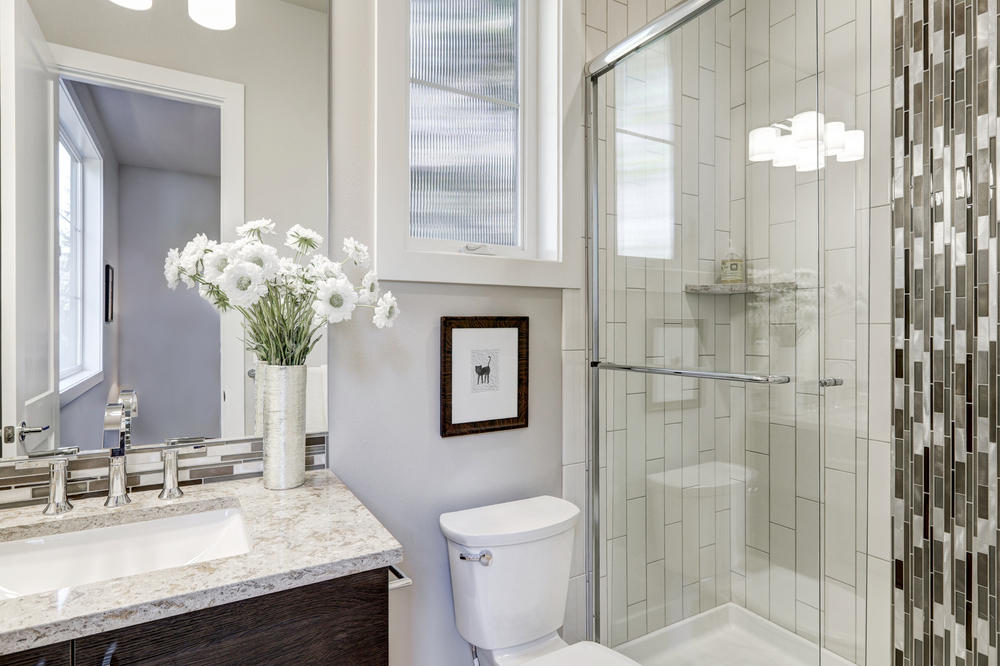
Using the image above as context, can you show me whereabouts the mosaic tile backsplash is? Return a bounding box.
[0,434,327,510]
[892,0,999,663]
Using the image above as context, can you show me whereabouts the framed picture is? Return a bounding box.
[104,264,115,323]
[440,316,528,437]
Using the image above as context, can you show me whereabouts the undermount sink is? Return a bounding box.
[0,507,250,599]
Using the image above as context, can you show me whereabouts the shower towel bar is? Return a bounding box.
[592,362,791,385]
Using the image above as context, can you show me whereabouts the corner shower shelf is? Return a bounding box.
[683,282,798,295]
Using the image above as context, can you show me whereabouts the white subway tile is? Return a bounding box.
[769,523,796,631]
[795,498,820,607]
[627,497,647,605]
[745,451,769,551]
[825,469,857,585]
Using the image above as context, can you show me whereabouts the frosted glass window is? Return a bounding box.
[409,0,521,247]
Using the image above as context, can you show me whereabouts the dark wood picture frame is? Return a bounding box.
[104,264,114,323]
[440,316,528,437]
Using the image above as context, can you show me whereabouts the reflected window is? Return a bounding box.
[57,82,103,397]
[58,138,84,378]
[615,43,676,260]
[409,0,521,248]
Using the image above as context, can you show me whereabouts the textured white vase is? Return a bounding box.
[260,364,307,490]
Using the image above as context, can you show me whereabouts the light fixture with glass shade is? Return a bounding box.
[188,0,236,30]
[747,112,863,172]
[107,0,152,9]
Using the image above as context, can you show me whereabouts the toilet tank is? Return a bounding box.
[440,496,580,650]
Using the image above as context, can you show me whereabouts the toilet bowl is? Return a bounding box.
[440,496,638,665]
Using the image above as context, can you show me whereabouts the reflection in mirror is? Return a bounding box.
[3,0,329,456]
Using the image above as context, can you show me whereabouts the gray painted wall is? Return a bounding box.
[58,82,120,450]
[118,166,220,445]
[330,5,564,663]
[328,283,563,666]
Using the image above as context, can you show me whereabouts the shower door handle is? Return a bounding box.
[818,377,844,387]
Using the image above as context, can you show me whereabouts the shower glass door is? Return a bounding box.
[588,0,872,663]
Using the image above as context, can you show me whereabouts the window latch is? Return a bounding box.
[461,244,496,256]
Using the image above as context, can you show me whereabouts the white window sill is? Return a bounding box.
[60,369,104,406]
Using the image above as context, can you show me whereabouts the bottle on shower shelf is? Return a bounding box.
[719,242,745,284]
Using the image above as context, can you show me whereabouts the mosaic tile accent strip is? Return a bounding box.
[0,434,328,510]
[892,0,998,663]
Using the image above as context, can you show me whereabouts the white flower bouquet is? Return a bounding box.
[164,219,398,365]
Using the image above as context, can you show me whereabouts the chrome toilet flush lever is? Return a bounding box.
[459,550,493,566]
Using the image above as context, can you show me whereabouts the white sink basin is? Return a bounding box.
[0,507,250,599]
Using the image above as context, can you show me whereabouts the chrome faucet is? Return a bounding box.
[145,437,207,499]
[103,402,131,507]
[4,447,81,515]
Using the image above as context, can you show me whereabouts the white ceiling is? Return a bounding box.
[72,81,221,178]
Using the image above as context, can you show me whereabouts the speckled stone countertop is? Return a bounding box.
[0,470,403,654]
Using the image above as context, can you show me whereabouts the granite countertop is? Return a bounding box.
[0,470,403,654]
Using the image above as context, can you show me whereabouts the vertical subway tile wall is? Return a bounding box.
[569,0,893,662]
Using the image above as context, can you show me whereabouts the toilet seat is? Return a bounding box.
[525,641,640,665]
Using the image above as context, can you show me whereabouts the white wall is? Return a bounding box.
[58,82,120,449]
[118,166,221,445]
[330,3,568,664]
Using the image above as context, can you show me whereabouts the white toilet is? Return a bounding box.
[440,496,638,665]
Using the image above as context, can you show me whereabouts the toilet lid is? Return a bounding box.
[525,641,640,665]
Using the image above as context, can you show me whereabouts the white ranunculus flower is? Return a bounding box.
[342,237,370,267]
[203,242,234,283]
[312,276,358,324]
[373,291,399,329]
[217,261,268,308]
[178,234,212,286]
[306,254,344,281]
[164,248,182,289]
[238,242,280,280]
[358,270,380,305]
[285,224,323,253]
[236,218,276,240]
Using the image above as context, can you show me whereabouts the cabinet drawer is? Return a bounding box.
[73,568,388,665]
[1,641,72,666]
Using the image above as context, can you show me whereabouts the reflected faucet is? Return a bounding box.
[103,401,131,507]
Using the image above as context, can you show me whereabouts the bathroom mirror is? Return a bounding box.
[0,0,329,457]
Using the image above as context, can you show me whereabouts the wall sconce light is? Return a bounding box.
[748,112,864,172]
[188,0,236,30]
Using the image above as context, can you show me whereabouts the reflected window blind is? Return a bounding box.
[409,0,520,247]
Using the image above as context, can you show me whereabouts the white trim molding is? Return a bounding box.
[369,0,584,288]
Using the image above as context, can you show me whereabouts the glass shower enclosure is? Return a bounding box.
[585,0,874,663]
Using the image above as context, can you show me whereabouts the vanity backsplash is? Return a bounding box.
[0,434,328,510]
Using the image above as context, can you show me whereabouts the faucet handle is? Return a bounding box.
[9,451,79,515]
[164,436,205,448]
[14,447,80,470]
[158,437,205,500]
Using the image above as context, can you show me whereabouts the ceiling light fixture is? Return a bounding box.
[748,112,864,172]
[188,0,236,30]
[108,0,152,9]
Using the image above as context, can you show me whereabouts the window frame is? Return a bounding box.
[373,0,583,288]
[56,80,104,404]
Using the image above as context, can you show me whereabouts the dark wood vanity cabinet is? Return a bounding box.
[3,568,388,666]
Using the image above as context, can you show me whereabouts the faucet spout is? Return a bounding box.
[103,402,131,507]
[103,402,127,457]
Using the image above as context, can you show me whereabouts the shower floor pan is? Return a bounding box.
[615,603,856,666]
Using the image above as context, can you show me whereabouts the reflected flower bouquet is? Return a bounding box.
[164,219,398,365]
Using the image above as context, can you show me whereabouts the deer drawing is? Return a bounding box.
[474,356,492,385]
